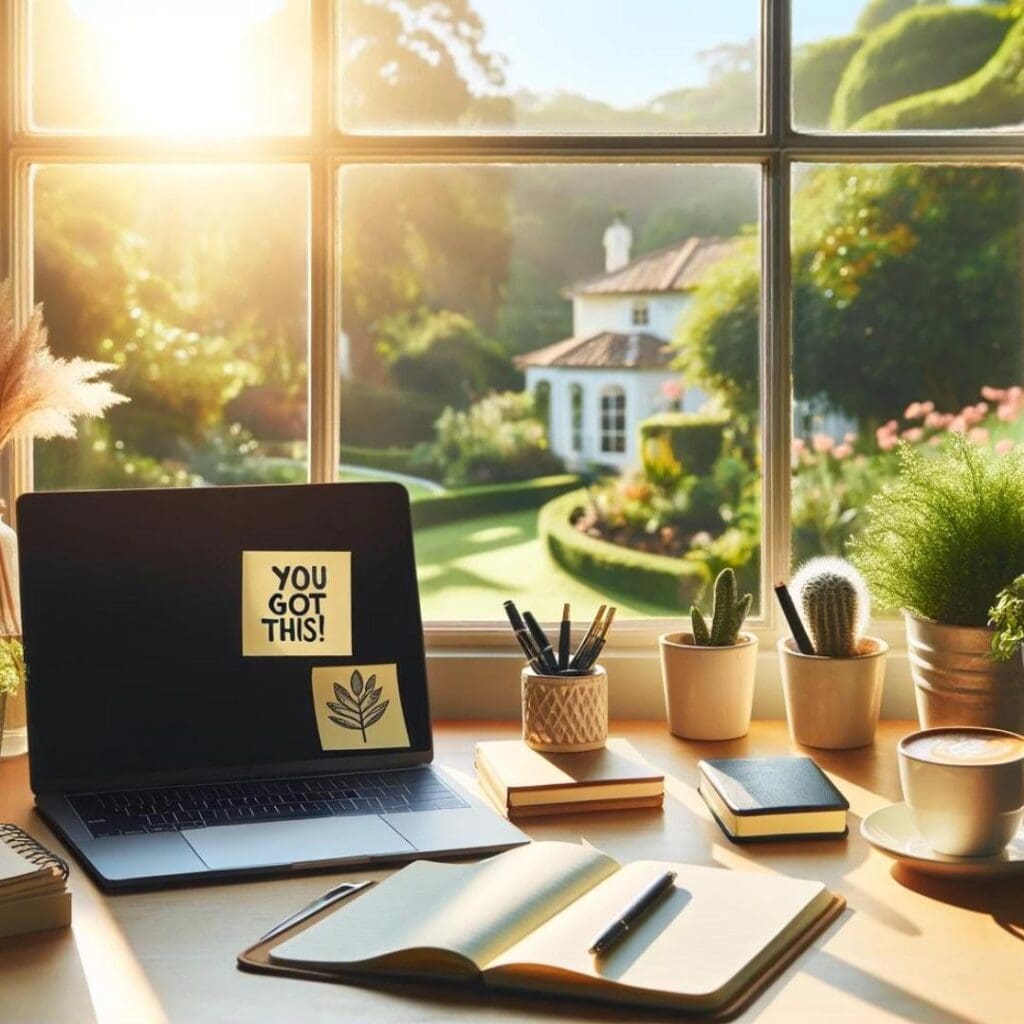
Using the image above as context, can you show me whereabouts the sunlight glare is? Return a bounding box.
[66,0,285,133]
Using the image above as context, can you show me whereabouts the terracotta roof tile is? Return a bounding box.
[516,331,672,370]
[567,236,738,296]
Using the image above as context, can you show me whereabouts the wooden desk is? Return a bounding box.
[1,721,1021,1023]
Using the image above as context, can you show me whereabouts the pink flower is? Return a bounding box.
[960,405,985,427]
[877,433,899,452]
[999,402,1021,423]
[924,411,949,429]
[661,379,684,401]
[928,435,943,446]
[969,427,990,445]
[843,432,858,445]
[982,386,1007,402]
[791,438,806,455]
[948,416,967,434]
[901,427,924,443]
[996,439,1015,455]
[1009,386,1023,402]
[832,443,853,460]
[904,402,926,420]
[812,433,834,454]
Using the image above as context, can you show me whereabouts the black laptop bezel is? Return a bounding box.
[18,482,435,797]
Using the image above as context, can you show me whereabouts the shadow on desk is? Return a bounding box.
[892,865,1024,941]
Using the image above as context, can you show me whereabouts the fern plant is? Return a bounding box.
[849,435,1024,626]
[690,567,752,646]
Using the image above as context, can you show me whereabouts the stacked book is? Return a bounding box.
[0,824,72,939]
[475,738,664,819]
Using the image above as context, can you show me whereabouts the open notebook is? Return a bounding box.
[241,842,842,1016]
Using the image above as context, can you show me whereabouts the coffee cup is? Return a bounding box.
[898,727,1024,857]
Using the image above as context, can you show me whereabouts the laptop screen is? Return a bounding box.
[18,483,433,791]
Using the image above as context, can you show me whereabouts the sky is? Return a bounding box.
[471,0,871,106]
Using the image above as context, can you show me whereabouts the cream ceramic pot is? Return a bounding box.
[659,632,758,741]
[521,665,608,753]
[779,636,887,750]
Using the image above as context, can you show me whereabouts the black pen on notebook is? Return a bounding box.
[773,582,815,655]
[588,870,678,956]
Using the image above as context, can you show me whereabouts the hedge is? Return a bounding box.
[832,5,1014,129]
[411,474,581,529]
[792,34,863,130]
[638,412,728,481]
[339,379,441,448]
[538,490,710,610]
[340,443,442,481]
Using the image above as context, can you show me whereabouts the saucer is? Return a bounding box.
[861,802,1024,878]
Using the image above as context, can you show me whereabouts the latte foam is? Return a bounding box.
[902,729,1024,766]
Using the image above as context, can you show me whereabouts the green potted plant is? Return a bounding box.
[988,575,1024,712]
[659,568,757,740]
[0,637,24,758]
[850,436,1024,732]
[779,558,887,749]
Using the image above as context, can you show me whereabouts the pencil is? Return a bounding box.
[774,582,815,655]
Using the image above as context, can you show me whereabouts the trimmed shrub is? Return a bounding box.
[793,34,864,129]
[639,413,729,482]
[539,490,710,610]
[832,5,1014,129]
[340,443,443,481]
[412,475,580,529]
[857,14,1024,131]
[856,0,939,35]
[339,379,441,448]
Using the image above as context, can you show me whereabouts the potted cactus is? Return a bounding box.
[659,568,757,740]
[778,557,887,750]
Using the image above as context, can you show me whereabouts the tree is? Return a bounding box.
[380,309,521,408]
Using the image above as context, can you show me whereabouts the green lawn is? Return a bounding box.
[338,466,437,502]
[413,507,682,621]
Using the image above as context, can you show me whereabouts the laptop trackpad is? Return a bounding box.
[182,816,414,871]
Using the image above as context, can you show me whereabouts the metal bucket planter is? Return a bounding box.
[904,611,1024,732]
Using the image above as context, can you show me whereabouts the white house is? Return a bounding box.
[517,215,736,468]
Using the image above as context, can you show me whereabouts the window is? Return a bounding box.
[570,384,583,454]
[3,1,1023,648]
[600,388,627,455]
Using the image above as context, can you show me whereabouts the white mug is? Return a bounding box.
[898,727,1024,857]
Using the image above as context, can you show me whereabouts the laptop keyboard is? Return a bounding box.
[69,768,466,839]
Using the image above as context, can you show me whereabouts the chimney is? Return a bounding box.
[602,212,632,273]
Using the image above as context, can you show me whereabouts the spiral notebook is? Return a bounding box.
[0,824,72,939]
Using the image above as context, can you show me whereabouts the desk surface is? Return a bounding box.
[1,721,1021,1024]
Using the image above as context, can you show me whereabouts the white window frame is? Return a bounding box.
[599,386,627,454]
[2,0,1021,693]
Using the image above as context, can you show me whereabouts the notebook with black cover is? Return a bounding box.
[698,757,849,843]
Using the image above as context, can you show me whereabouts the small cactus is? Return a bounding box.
[791,557,870,657]
[690,568,752,647]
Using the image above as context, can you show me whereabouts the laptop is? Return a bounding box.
[17,482,526,891]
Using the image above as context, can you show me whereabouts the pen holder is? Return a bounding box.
[521,665,608,753]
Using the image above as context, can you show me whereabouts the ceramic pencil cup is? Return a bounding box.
[521,665,608,753]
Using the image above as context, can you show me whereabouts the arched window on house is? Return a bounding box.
[600,386,626,454]
[569,383,583,452]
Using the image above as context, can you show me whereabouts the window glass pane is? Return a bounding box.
[339,163,761,622]
[34,165,309,489]
[793,0,1024,132]
[31,0,310,134]
[338,0,760,133]
[790,163,1024,581]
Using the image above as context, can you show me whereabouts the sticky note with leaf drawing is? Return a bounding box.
[311,664,410,751]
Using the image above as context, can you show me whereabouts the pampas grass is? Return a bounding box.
[0,279,127,449]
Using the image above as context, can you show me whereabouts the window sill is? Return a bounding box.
[424,620,916,721]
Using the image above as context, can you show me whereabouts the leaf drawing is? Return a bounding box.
[327,670,390,742]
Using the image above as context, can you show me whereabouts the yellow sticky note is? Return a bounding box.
[242,551,352,657]
[312,664,411,751]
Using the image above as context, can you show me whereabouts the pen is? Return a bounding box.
[773,582,815,656]
[587,871,677,956]
[515,627,548,673]
[578,607,616,673]
[523,610,558,673]
[558,603,571,672]
[569,604,606,669]
[259,880,371,943]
